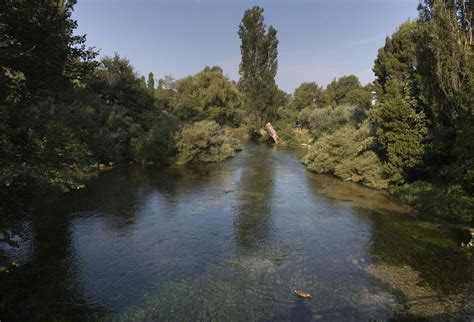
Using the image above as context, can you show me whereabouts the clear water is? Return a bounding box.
[1,143,473,321]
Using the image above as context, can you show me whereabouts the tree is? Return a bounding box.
[147,72,155,95]
[172,66,242,126]
[326,75,371,105]
[238,6,279,128]
[0,0,97,197]
[417,0,472,126]
[89,54,154,119]
[373,21,418,91]
[371,80,427,184]
[155,75,176,111]
[292,82,325,110]
[87,54,156,161]
[0,0,97,96]
[416,0,474,175]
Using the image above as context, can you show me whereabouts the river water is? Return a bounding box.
[1,143,473,321]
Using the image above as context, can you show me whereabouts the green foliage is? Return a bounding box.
[172,66,242,126]
[392,182,474,223]
[300,104,365,137]
[0,0,97,95]
[155,75,177,111]
[370,81,427,184]
[1,0,472,227]
[303,123,388,189]
[417,0,472,121]
[175,120,241,165]
[276,76,370,146]
[89,54,154,118]
[415,0,474,178]
[238,6,279,128]
[444,117,474,194]
[132,112,178,165]
[366,0,474,222]
[87,54,156,161]
[326,75,368,105]
[292,82,326,110]
[147,72,155,95]
[0,98,93,193]
[373,21,418,90]
[0,0,97,197]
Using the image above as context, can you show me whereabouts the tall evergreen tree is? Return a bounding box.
[238,6,279,128]
[373,21,418,91]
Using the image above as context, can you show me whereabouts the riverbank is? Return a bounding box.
[260,125,474,230]
[282,124,474,227]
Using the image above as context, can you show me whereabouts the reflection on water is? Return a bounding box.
[234,145,276,249]
[0,143,472,321]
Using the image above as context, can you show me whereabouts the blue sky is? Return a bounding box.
[73,0,418,93]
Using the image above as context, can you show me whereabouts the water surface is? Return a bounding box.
[1,143,473,321]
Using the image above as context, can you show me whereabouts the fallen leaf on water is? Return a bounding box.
[294,290,312,299]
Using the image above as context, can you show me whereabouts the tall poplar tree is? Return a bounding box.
[147,72,155,94]
[238,6,279,128]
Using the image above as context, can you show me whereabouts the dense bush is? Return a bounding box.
[175,120,241,165]
[392,182,474,223]
[302,123,388,189]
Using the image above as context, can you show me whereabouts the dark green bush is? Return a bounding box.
[132,112,179,165]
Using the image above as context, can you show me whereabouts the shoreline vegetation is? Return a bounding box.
[1,0,473,228]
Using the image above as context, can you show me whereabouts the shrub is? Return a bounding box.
[335,151,389,189]
[302,123,388,189]
[175,120,241,164]
[392,182,474,223]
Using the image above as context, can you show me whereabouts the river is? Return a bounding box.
[1,143,473,321]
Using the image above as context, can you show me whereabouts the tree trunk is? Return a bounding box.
[265,122,278,144]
